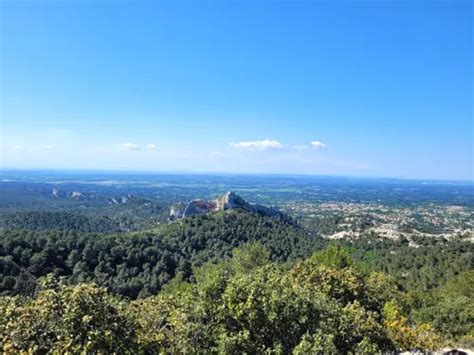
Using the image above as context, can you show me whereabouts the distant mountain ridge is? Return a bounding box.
[170,191,291,223]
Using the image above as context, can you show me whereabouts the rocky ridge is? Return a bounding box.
[169,191,291,223]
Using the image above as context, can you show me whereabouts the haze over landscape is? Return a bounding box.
[1,0,472,180]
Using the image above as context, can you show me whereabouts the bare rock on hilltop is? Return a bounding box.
[169,191,291,223]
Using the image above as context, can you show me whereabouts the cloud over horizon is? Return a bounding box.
[310,141,326,150]
[231,139,284,151]
[121,143,140,151]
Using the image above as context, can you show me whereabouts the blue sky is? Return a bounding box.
[1,0,472,180]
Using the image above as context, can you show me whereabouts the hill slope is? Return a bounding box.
[0,210,319,298]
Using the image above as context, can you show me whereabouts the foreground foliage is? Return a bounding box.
[1,244,452,354]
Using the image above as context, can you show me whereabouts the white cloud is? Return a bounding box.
[39,144,54,150]
[231,139,283,151]
[146,144,157,150]
[121,143,140,151]
[310,141,326,150]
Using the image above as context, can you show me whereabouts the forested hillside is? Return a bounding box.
[1,209,473,352]
[0,210,321,298]
[0,211,125,233]
[1,243,472,353]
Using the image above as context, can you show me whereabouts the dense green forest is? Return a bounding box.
[0,208,472,352]
[0,207,170,232]
[0,211,320,298]
[1,243,472,353]
[0,211,126,233]
[1,210,471,299]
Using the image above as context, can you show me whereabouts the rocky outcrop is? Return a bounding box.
[169,191,291,223]
[183,200,215,217]
[169,202,186,219]
[214,191,248,210]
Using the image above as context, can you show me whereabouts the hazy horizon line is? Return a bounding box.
[1,166,473,184]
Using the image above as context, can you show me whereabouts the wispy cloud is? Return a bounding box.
[231,139,283,151]
[310,141,326,150]
[146,144,157,150]
[121,143,140,151]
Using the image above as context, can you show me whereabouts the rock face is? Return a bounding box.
[169,202,186,219]
[169,191,291,223]
[214,191,249,211]
[183,200,215,217]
